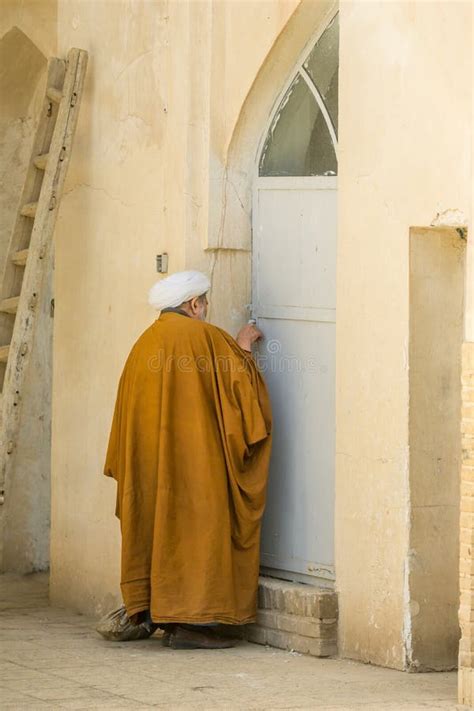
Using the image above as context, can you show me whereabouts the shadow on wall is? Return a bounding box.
[0,27,53,574]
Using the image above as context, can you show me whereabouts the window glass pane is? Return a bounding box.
[303,14,339,134]
[259,74,337,177]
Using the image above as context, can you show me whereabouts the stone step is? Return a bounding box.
[257,576,338,619]
[256,608,337,639]
[246,623,337,658]
[218,576,338,658]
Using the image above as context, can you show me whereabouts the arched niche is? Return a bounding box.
[0,26,48,574]
[0,27,47,268]
[0,26,47,119]
[207,1,338,254]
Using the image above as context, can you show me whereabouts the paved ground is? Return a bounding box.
[0,573,465,710]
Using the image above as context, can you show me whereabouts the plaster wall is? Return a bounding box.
[465,0,474,345]
[336,1,471,669]
[50,0,300,617]
[0,0,57,288]
[408,227,465,671]
[47,0,472,672]
[458,2,474,704]
[0,0,57,59]
[0,2,57,572]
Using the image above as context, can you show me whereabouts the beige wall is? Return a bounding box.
[465,0,474,346]
[336,1,471,668]
[0,0,57,278]
[0,1,57,572]
[408,226,465,670]
[46,0,472,672]
[0,0,57,289]
[0,28,46,270]
[50,0,302,617]
[0,0,57,59]
[458,3,474,703]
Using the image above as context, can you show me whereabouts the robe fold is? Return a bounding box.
[104,312,272,624]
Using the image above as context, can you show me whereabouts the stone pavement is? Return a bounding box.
[0,574,464,710]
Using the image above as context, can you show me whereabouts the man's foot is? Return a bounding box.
[96,606,158,641]
[166,625,237,650]
[161,630,172,647]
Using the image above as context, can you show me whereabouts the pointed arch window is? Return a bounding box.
[259,13,339,177]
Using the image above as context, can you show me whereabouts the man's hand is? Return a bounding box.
[236,323,263,352]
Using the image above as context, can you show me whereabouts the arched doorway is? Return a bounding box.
[253,11,338,587]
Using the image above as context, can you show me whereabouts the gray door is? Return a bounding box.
[252,13,338,585]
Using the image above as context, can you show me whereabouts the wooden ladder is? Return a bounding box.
[0,48,88,507]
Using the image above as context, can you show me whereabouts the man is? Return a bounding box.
[102,270,272,649]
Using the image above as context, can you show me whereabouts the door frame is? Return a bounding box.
[250,10,339,586]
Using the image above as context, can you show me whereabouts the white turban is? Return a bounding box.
[148,270,211,311]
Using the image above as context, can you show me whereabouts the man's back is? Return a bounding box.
[104,310,272,625]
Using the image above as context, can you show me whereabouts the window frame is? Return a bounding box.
[257,10,339,178]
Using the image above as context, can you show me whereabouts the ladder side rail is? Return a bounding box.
[0,49,88,493]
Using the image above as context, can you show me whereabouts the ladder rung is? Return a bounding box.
[20,202,38,218]
[11,249,29,267]
[46,86,63,103]
[0,345,10,363]
[33,153,49,170]
[0,297,20,315]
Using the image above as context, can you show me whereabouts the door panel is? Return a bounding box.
[254,180,337,582]
[256,186,337,310]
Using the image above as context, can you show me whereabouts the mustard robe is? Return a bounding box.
[104,312,272,625]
